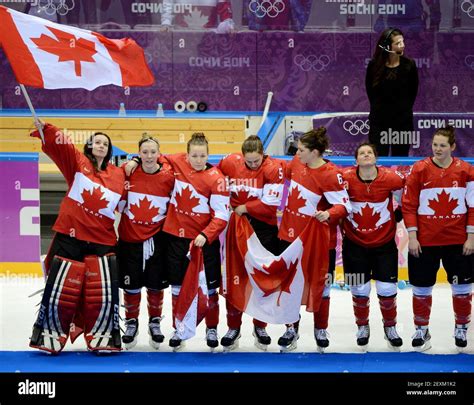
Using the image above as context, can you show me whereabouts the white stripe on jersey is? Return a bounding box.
[125,191,169,223]
[466,181,474,208]
[324,189,352,214]
[68,172,121,220]
[418,187,467,215]
[170,179,210,214]
[348,199,390,229]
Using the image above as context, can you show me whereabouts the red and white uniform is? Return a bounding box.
[118,156,175,243]
[31,124,125,246]
[402,157,474,246]
[278,157,351,248]
[343,166,404,248]
[163,153,230,243]
[217,153,284,225]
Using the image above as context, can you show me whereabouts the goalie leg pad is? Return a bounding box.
[83,254,121,352]
[30,256,86,354]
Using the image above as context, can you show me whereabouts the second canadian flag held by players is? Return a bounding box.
[223,214,330,325]
[0,5,154,90]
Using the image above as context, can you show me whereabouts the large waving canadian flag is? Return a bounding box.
[175,244,209,340]
[223,214,330,324]
[0,5,154,89]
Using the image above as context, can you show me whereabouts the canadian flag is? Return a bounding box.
[175,244,209,340]
[223,214,330,324]
[0,6,154,89]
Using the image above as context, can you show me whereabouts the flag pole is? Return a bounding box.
[19,84,45,144]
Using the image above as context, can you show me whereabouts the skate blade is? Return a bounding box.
[172,341,186,352]
[316,346,326,354]
[357,344,369,353]
[149,338,161,350]
[123,339,138,350]
[413,341,431,352]
[385,337,402,352]
[222,341,240,352]
[456,346,467,354]
[279,342,297,353]
[254,338,268,352]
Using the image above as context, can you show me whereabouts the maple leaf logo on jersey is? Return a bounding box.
[237,189,251,202]
[286,187,307,214]
[81,187,109,213]
[129,197,160,223]
[251,258,299,305]
[352,204,381,231]
[428,190,459,216]
[175,186,200,214]
[31,26,97,76]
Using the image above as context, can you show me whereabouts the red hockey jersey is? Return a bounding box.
[31,124,125,246]
[217,153,284,225]
[118,157,175,243]
[278,157,351,248]
[402,157,474,246]
[162,153,230,243]
[342,166,404,248]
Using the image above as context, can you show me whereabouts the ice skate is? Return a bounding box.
[169,331,185,352]
[122,318,138,350]
[221,328,241,352]
[278,326,299,353]
[206,328,219,352]
[454,325,467,353]
[148,317,164,350]
[384,325,403,351]
[411,326,431,352]
[253,326,271,351]
[356,325,370,351]
[314,328,330,353]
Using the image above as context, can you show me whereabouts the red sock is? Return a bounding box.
[453,293,472,326]
[206,293,219,329]
[314,297,331,329]
[413,294,432,327]
[253,319,267,328]
[124,291,141,320]
[226,300,243,329]
[171,293,178,329]
[147,289,163,319]
[352,295,370,326]
[378,294,397,327]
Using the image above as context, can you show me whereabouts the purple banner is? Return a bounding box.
[312,112,474,157]
[0,157,40,262]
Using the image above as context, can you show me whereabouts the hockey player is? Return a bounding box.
[402,126,474,352]
[29,121,125,354]
[118,135,175,350]
[217,135,284,351]
[277,127,351,352]
[162,133,230,350]
[342,143,405,351]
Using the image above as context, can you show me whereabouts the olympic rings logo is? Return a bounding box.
[38,0,75,16]
[294,54,330,72]
[465,55,474,70]
[249,0,285,19]
[461,0,474,18]
[343,119,370,136]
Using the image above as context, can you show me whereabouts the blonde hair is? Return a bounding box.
[187,132,208,153]
[138,132,160,149]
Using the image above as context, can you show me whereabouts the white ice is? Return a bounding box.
[1,277,472,354]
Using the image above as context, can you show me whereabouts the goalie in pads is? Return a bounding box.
[29,122,125,354]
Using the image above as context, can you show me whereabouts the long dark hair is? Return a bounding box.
[299,127,329,156]
[370,28,404,87]
[83,132,113,171]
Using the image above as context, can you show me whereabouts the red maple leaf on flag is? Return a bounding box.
[352,204,381,230]
[31,26,97,76]
[175,186,200,213]
[236,188,251,202]
[129,196,160,223]
[81,186,109,212]
[287,186,307,213]
[251,258,299,305]
[428,190,459,216]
